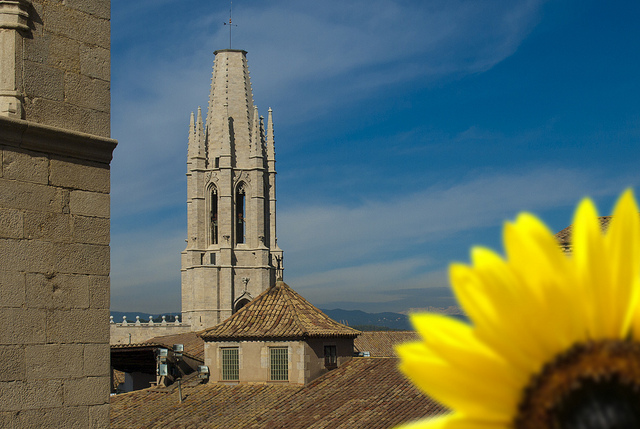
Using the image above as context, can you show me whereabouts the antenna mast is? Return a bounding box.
[223,2,237,49]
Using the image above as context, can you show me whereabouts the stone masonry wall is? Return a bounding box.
[23,0,111,136]
[0,0,116,427]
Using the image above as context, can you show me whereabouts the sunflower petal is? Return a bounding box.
[396,413,508,429]
[606,189,640,338]
[397,342,518,419]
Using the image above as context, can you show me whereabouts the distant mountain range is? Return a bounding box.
[110,308,465,331]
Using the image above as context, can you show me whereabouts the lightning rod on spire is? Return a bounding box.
[223,2,237,49]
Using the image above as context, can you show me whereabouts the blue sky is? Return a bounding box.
[109,0,640,314]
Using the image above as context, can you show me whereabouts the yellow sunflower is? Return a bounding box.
[396,189,640,429]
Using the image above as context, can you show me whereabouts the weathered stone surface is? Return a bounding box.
[2,148,49,184]
[0,178,62,213]
[0,239,54,273]
[0,208,23,239]
[0,380,63,411]
[64,376,109,406]
[0,270,25,308]
[50,157,110,192]
[24,211,72,242]
[88,275,109,309]
[83,343,109,377]
[0,411,19,428]
[42,4,110,49]
[64,72,110,112]
[0,308,47,345]
[66,0,110,20]
[80,45,109,81]
[23,60,65,101]
[0,346,25,381]
[25,344,84,380]
[46,308,109,343]
[72,215,109,245]
[53,243,109,275]
[69,190,109,218]
[88,403,109,429]
[48,35,81,73]
[19,406,89,429]
[26,273,90,309]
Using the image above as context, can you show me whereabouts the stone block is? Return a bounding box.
[0,178,63,213]
[25,344,84,381]
[23,60,65,101]
[88,403,109,429]
[43,4,110,49]
[48,34,81,73]
[50,156,110,193]
[66,0,110,19]
[53,243,109,275]
[2,148,49,184]
[19,406,89,429]
[80,44,109,81]
[0,380,63,411]
[0,308,47,345]
[0,411,19,428]
[64,72,110,112]
[83,343,109,377]
[0,238,54,273]
[23,97,87,135]
[0,346,25,381]
[72,215,109,245]
[0,270,25,308]
[64,376,109,406]
[23,29,50,65]
[24,211,72,242]
[88,275,109,309]
[84,109,111,138]
[69,190,109,218]
[0,208,23,239]
[46,308,109,343]
[25,273,90,309]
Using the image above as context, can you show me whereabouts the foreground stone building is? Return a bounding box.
[0,0,116,427]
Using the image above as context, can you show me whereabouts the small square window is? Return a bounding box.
[270,347,288,381]
[324,345,337,368]
[221,348,239,381]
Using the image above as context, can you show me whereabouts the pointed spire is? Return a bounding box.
[188,111,195,160]
[251,105,261,157]
[267,107,275,162]
[195,106,205,158]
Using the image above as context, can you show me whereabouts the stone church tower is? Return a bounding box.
[182,49,283,330]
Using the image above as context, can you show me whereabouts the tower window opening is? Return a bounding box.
[236,185,245,244]
[211,188,218,244]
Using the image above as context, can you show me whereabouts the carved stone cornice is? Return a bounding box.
[0,115,118,164]
[0,0,29,31]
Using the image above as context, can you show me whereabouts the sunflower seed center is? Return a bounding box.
[515,340,640,429]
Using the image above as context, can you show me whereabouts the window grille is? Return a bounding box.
[221,348,239,381]
[270,347,288,381]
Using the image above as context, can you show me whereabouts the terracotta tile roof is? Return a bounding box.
[555,216,612,252]
[200,281,360,340]
[110,332,204,362]
[110,357,447,428]
[354,331,420,357]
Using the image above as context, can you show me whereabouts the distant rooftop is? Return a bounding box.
[555,216,612,253]
[110,357,446,428]
[200,281,361,341]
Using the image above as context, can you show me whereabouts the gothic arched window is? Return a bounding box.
[210,187,218,245]
[236,184,246,244]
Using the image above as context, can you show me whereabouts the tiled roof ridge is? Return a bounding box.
[199,280,360,340]
[279,281,306,335]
